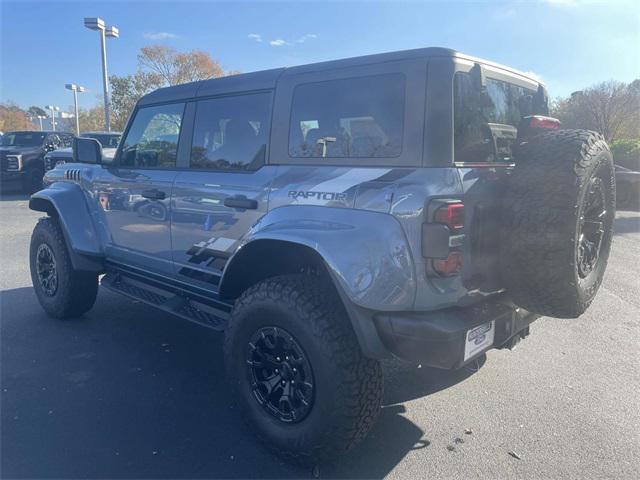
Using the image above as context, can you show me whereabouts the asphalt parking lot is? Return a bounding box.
[1,192,639,479]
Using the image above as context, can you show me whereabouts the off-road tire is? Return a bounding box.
[501,129,615,318]
[224,274,383,463]
[29,217,99,318]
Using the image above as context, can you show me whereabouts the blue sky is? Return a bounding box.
[1,0,638,113]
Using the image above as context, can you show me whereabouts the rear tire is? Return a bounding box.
[30,217,99,318]
[224,274,383,463]
[501,130,615,318]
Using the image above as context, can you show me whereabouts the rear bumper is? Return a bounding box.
[374,298,539,369]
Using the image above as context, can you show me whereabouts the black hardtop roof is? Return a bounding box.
[137,47,540,106]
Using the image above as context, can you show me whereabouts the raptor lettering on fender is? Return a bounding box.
[287,191,348,201]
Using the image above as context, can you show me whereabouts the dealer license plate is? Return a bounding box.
[464,321,495,361]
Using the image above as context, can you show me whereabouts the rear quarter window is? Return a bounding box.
[288,73,405,159]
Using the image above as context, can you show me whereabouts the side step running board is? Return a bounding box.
[101,272,230,331]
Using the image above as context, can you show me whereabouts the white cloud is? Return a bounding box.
[143,31,178,40]
[296,33,318,43]
[269,39,288,47]
[265,34,317,47]
[248,33,263,43]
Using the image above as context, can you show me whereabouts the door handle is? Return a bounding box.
[224,196,258,210]
[141,189,166,200]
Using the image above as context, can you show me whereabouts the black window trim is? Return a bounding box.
[286,71,407,160]
[270,58,427,168]
[186,90,274,173]
[112,100,187,170]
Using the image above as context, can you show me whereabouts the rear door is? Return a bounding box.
[170,92,275,288]
[92,102,186,275]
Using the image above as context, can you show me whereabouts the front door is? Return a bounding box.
[170,92,274,288]
[93,102,186,275]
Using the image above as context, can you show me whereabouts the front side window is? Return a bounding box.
[119,103,184,168]
[289,73,405,159]
[454,72,535,163]
[190,92,271,171]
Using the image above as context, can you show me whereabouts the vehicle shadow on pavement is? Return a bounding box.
[0,286,480,479]
[319,360,483,479]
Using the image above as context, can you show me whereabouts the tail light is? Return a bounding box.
[423,200,465,277]
[434,203,465,231]
[518,115,561,142]
[527,115,561,130]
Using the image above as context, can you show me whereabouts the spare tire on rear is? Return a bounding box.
[501,129,615,318]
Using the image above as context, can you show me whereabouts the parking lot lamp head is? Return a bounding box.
[105,26,119,38]
[83,17,105,31]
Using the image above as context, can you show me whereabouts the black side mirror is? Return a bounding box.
[73,137,102,164]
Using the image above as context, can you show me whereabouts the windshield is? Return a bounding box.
[84,134,121,148]
[1,132,46,147]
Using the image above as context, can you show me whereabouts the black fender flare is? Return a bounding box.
[29,182,104,272]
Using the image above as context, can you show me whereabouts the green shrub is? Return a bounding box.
[611,139,640,171]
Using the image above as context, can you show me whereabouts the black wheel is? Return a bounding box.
[224,274,383,463]
[29,217,99,318]
[23,166,44,194]
[501,130,616,318]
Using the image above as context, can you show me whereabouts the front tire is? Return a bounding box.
[30,217,99,318]
[224,274,383,463]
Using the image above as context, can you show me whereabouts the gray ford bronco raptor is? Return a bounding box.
[29,47,616,462]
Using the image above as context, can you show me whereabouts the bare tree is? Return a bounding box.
[552,80,640,143]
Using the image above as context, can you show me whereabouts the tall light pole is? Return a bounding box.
[45,105,60,131]
[65,84,86,135]
[84,17,119,132]
[37,115,46,131]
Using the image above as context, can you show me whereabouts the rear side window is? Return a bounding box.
[454,72,534,163]
[119,103,184,168]
[289,73,405,159]
[190,92,271,171]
